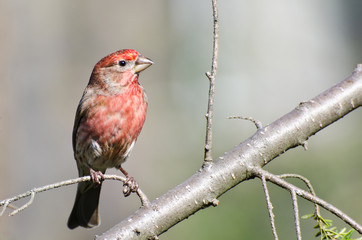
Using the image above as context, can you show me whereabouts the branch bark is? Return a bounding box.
[95,66,362,240]
[204,0,219,164]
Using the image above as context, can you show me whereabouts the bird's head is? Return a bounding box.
[89,49,153,90]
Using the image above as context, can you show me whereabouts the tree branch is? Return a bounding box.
[204,0,219,164]
[254,168,362,234]
[228,116,263,130]
[95,66,362,239]
[0,175,150,216]
[261,175,279,240]
[290,190,302,240]
[278,173,322,226]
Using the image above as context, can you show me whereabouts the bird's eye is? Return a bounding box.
[119,60,127,66]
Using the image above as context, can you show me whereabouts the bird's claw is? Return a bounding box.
[123,177,139,197]
[90,168,104,184]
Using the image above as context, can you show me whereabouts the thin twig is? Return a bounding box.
[203,0,219,165]
[10,191,35,216]
[227,116,263,129]
[253,168,362,234]
[0,174,150,216]
[0,201,9,216]
[278,174,321,225]
[291,190,302,240]
[261,175,279,240]
[136,187,150,207]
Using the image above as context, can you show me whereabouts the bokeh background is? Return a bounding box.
[0,0,361,239]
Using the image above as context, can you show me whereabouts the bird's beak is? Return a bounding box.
[134,55,153,73]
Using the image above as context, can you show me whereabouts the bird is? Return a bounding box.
[67,49,153,229]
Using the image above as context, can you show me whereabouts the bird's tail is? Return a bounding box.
[67,181,102,229]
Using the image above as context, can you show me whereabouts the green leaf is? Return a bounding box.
[342,229,354,239]
[302,213,315,219]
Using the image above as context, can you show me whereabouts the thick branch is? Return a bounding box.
[96,66,362,239]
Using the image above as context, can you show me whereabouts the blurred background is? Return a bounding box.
[0,0,361,239]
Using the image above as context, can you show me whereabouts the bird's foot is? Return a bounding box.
[123,176,139,197]
[89,168,104,184]
[119,166,139,197]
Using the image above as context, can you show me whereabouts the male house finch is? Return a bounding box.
[67,49,153,229]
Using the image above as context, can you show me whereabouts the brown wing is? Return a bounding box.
[72,91,89,153]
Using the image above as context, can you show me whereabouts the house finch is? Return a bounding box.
[67,49,153,229]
